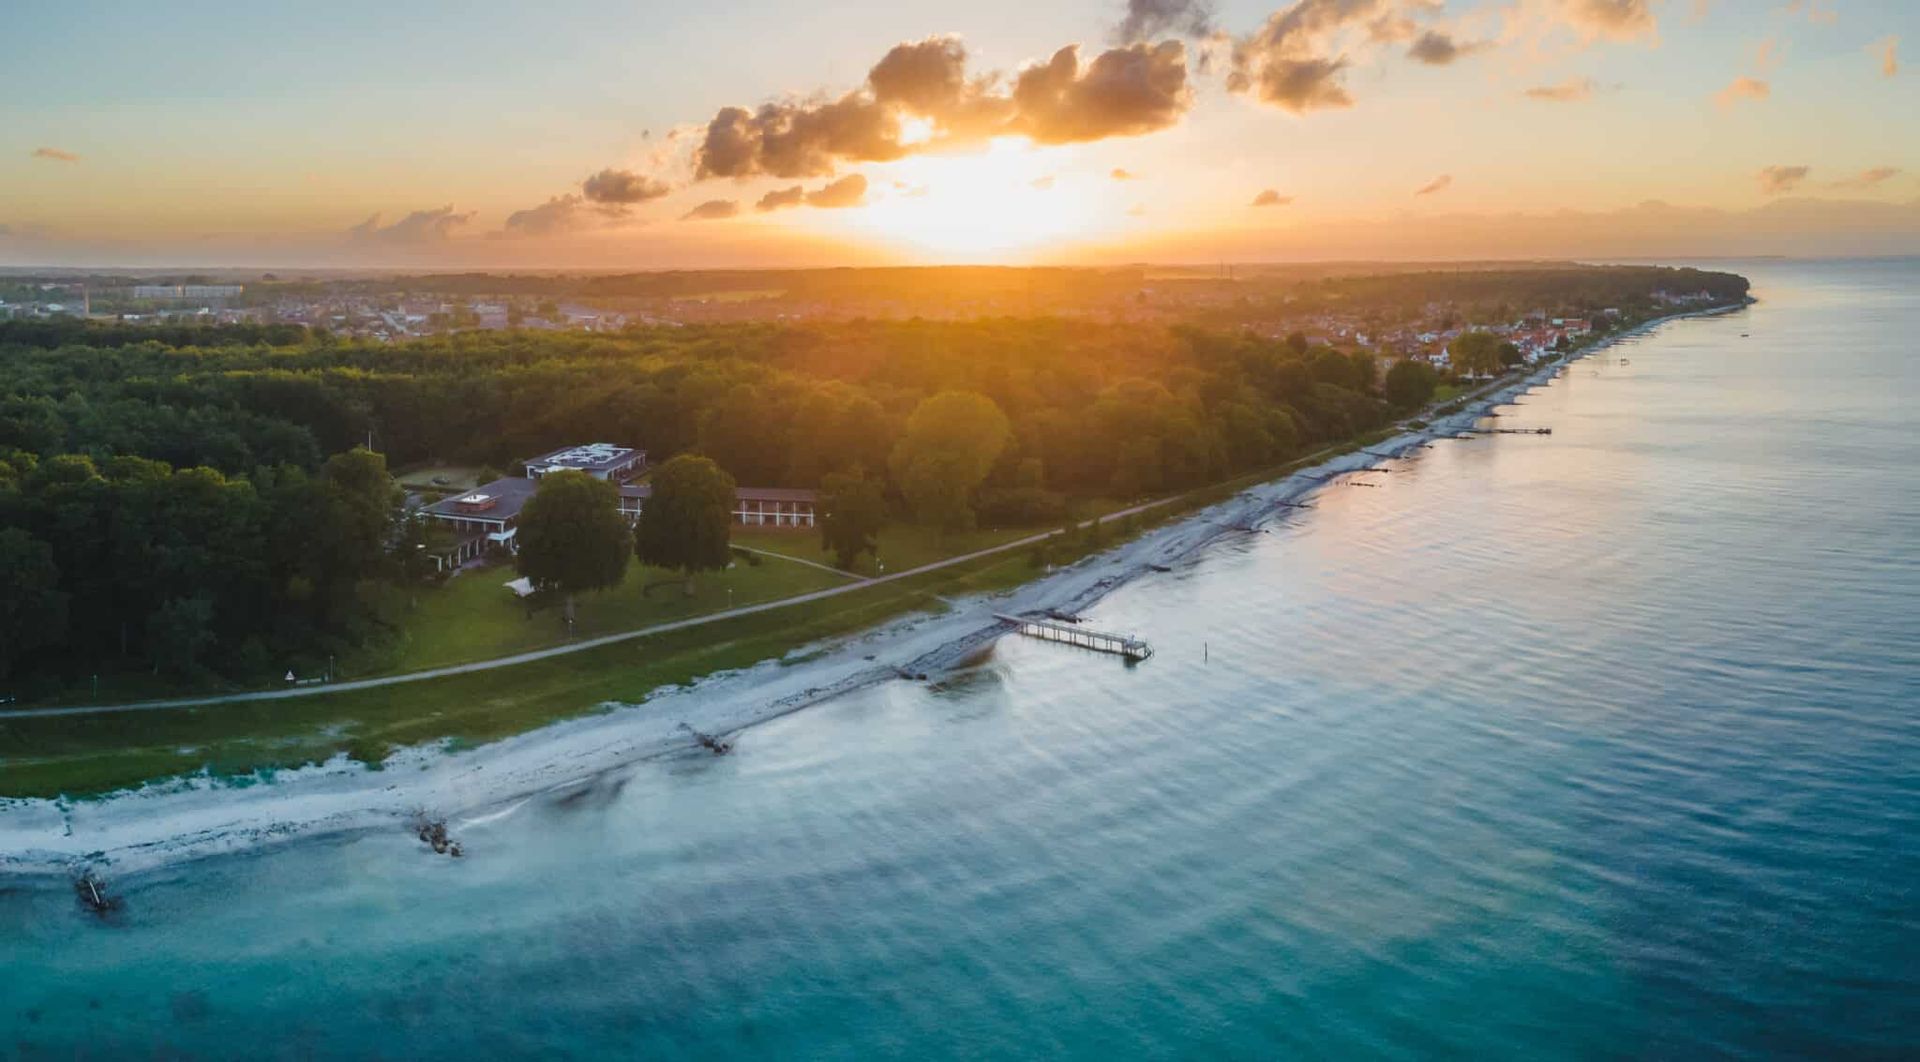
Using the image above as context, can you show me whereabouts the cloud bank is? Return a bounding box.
[693,36,1192,180]
[347,207,473,244]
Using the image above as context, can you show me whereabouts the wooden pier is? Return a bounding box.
[995,614,1153,661]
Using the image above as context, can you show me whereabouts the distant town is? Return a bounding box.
[0,264,1737,369]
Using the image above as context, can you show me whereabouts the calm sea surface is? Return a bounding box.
[3,260,1917,1059]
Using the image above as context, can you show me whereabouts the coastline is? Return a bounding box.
[0,302,1746,881]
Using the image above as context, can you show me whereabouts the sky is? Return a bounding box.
[1,0,1915,268]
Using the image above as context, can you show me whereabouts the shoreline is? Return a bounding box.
[0,302,1746,882]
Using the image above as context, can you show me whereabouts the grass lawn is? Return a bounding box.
[355,553,848,675]
[0,547,1041,799]
[394,464,486,493]
[732,502,1133,576]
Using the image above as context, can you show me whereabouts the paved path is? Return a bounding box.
[0,495,1186,721]
[730,544,869,581]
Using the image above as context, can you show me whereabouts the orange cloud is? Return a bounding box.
[1524,77,1598,102]
[1828,166,1901,190]
[1756,165,1809,195]
[31,147,79,163]
[1869,36,1899,78]
[1559,0,1658,43]
[1250,189,1294,206]
[1714,75,1769,107]
[1414,174,1453,196]
[681,199,740,221]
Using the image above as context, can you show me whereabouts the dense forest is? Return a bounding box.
[0,265,1748,694]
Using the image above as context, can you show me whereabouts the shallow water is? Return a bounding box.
[3,260,1917,1059]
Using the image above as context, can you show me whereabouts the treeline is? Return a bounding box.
[0,319,310,350]
[0,449,400,689]
[0,317,1402,503]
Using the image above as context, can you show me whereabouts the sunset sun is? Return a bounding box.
[832,142,1120,260]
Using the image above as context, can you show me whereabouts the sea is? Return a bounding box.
[2,258,1916,1059]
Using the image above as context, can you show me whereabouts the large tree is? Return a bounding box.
[0,528,67,682]
[888,391,1011,534]
[819,468,888,570]
[635,454,735,593]
[515,469,631,627]
[1384,359,1438,410]
[1449,331,1506,377]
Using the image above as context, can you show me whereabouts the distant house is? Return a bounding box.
[418,442,815,572]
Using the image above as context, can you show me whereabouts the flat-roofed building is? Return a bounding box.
[417,476,538,570]
[418,443,815,573]
[523,442,646,482]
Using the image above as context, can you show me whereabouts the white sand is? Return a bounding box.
[0,310,1727,880]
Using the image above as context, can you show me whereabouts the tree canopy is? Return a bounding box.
[515,470,631,621]
[889,391,1011,533]
[636,454,735,583]
[1449,331,1507,377]
[819,468,888,570]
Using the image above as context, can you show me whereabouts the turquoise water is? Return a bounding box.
[3,260,1917,1058]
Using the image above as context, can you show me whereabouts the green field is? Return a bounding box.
[0,546,1042,799]
[356,552,848,675]
[731,522,1042,576]
[394,464,486,493]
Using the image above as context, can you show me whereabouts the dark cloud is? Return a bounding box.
[1757,165,1810,195]
[1011,42,1192,144]
[681,199,741,221]
[756,185,806,212]
[1251,189,1294,206]
[692,35,1191,179]
[695,94,905,180]
[1114,0,1216,44]
[867,36,972,113]
[32,147,79,162]
[500,195,590,237]
[1406,30,1483,65]
[1524,76,1597,102]
[756,174,870,212]
[1227,0,1385,113]
[581,168,671,204]
[346,206,473,244]
[805,173,869,208]
[1234,56,1353,112]
[1414,174,1452,196]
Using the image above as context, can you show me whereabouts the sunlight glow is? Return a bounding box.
[821,140,1123,261]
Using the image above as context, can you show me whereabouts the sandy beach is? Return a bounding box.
[0,309,1731,880]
